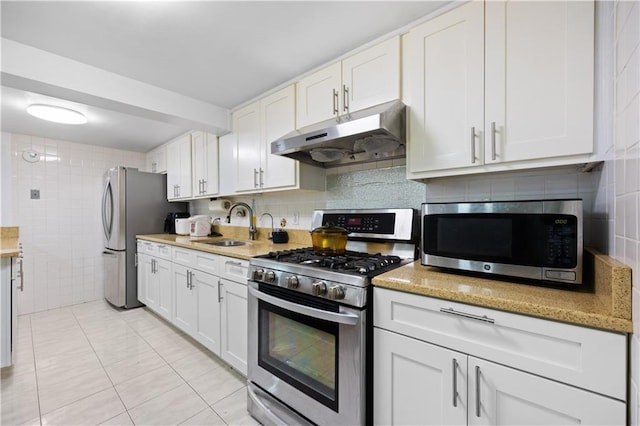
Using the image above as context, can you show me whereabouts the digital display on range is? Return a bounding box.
[323,213,396,234]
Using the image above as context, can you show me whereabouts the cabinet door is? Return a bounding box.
[220,278,247,375]
[173,265,196,334]
[374,328,467,426]
[194,272,221,354]
[260,85,297,190]
[146,145,167,174]
[468,357,625,426]
[234,102,261,192]
[166,134,192,199]
[218,133,236,196]
[192,132,219,197]
[484,1,594,164]
[296,61,341,128]
[343,36,400,114]
[404,1,484,174]
[136,253,150,305]
[145,258,159,311]
[155,258,172,321]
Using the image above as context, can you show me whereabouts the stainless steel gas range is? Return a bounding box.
[247,208,419,426]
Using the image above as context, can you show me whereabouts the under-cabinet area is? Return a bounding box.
[136,240,249,375]
[373,287,627,425]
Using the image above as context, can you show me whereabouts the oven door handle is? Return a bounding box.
[249,285,359,325]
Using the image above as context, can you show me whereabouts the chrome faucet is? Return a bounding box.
[260,213,274,240]
[226,202,257,240]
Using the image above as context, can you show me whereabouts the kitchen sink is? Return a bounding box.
[201,240,247,247]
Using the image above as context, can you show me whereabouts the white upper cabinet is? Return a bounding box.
[145,144,167,174]
[217,133,236,196]
[260,85,298,190]
[404,1,485,174]
[234,101,262,192]
[405,1,595,179]
[484,1,594,164]
[233,85,325,194]
[296,36,400,128]
[191,131,219,198]
[166,134,192,200]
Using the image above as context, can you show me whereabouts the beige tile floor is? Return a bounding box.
[0,300,259,425]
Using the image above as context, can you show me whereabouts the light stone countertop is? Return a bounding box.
[0,227,19,258]
[372,249,633,333]
[137,225,312,260]
[137,228,633,333]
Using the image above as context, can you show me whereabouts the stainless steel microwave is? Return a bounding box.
[421,199,583,285]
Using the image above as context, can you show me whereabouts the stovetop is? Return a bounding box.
[256,248,404,277]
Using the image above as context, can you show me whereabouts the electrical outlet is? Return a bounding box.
[30,189,40,199]
[292,212,300,225]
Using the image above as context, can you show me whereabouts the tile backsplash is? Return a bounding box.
[9,133,145,314]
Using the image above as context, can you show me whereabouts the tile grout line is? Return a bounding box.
[70,303,137,425]
[26,314,43,426]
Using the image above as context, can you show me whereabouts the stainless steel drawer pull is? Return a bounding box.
[470,126,476,164]
[452,358,458,407]
[475,365,481,418]
[439,307,495,324]
[490,121,497,161]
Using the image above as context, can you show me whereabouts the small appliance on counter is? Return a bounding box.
[175,218,191,235]
[164,212,190,234]
[190,215,213,237]
[421,199,583,286]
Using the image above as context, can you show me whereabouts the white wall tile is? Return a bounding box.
[11,133,145,314]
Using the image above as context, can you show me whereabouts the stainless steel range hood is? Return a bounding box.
[271,100,405,168]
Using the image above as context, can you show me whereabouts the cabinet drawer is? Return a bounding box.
[138,240,171,259]
[218,256,249,283]
[172,247,219,275]
[374,287,626,400]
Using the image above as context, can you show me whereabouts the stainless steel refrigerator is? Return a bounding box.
[102,166,187,309]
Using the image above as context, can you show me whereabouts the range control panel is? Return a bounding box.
[311,208,418,242]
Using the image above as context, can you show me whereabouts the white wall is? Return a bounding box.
[613,1,640,424]
[9,133,145,314]
[1,132,15,225]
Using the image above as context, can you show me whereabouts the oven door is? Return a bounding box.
[247,281,365,426]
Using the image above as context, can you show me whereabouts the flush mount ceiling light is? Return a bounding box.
[26,104,88,125]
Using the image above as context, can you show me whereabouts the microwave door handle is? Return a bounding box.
[248,285,358,325]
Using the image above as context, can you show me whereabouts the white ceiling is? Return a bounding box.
[1,1,450,153]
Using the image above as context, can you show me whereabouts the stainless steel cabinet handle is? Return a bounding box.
[470,127,476,164]
[452,358,458,407]
[342,84,349,113]
[490,121,496,161]
[218,280,223,302]
[253,168,259,188]
[18,256,24,292]
[189,271,195,289]
[439,307,495,324]
[332,89,339,117]
[152,162,157,173]
[475,365,481,418]
[202,179,207,194]
[186,270,192,289]
[259,168,264,188]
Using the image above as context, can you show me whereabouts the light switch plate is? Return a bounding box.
[30,189,40,199]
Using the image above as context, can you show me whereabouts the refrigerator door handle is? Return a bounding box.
[102,177,114,241]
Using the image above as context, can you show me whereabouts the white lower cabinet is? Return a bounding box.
[373,287,627,425]
[173,264,196,334]
[136,240,248,375]
[219,278,247,373]
[194,270,221,354]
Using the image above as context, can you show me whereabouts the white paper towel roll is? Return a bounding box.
[209,199,232,212]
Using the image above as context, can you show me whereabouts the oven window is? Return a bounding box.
[258,299,339,411]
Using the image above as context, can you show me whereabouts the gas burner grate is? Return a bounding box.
[261,248,402,275]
